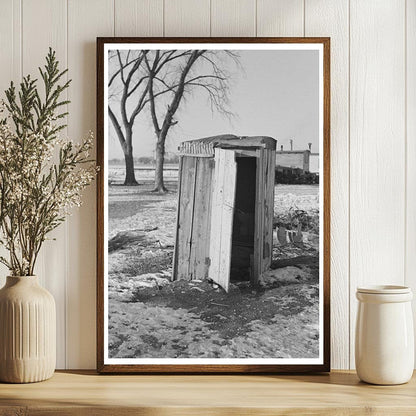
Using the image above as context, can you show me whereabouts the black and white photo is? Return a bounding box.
[97,38,330,372]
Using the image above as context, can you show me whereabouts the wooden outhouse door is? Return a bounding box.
[173,156,214,281]
[253,148,275,282]
[208,148,237,292]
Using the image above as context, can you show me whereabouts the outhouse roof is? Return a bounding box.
[178,134,276,156]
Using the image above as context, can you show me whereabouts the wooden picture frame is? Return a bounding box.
[97,37,330,373]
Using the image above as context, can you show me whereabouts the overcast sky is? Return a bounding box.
[108,49,319,159]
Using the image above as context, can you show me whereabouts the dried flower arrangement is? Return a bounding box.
[0,48,96,276]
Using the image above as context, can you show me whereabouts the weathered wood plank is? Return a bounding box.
[261,150,269,274]
[175,156,197,281]
[189,158,214,280]
[263,149,275,272]
[172,156,184,281]
[209,149,237,291]
[253,148,265,282]
[208,153,223,286]
[218,151,237,292]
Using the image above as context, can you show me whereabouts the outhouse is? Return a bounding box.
[172,134,276,291]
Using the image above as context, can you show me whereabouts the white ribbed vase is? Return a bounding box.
[0,276,56,383]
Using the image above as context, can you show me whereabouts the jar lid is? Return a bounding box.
[357,285,411,294]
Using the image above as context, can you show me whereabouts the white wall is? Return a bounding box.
[0,0,414,370]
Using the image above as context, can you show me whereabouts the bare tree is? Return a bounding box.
[144,50,238,193]
[108,50,149,185]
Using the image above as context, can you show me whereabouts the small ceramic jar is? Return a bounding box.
[355,285,414,385]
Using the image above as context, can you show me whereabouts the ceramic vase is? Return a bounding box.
[355,285,414,385]
[0,276,56,383]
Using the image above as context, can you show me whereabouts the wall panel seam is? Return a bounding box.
[210,0,212,37]
[64,0,69,370]
[348,0,351,370]
[404,0,408,286]
[20,0,23,76]
[303,0,305,37]
[163,0,165,37]
[19,0,22,80]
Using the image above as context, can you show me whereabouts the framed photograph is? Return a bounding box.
[97,37,330,373]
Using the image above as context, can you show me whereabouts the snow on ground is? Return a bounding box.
[107,169,320,359]
[274,184,319,216]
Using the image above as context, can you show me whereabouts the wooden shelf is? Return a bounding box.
[1,370,415,415]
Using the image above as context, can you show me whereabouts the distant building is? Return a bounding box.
[276,150,311,173]
[309,153,320,173]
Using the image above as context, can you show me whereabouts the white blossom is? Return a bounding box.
[0,102,96,275]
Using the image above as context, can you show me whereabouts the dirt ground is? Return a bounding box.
[108,173,320,359]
